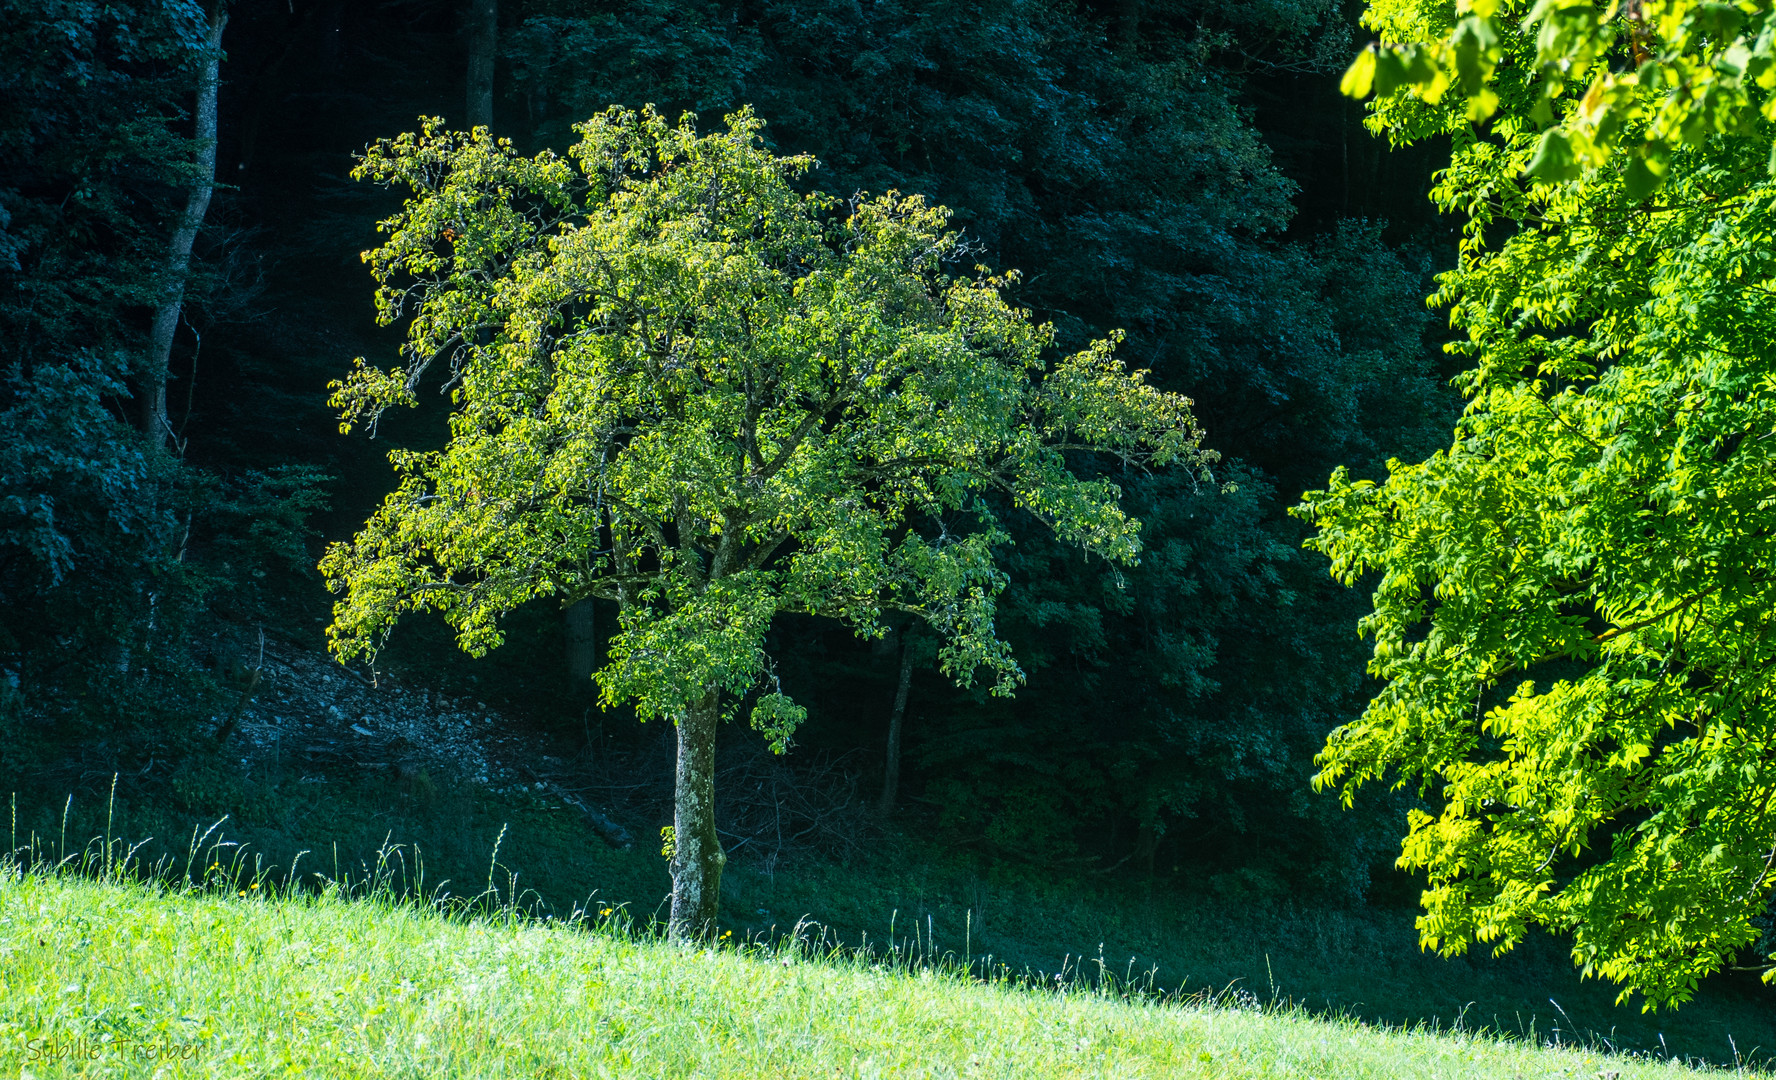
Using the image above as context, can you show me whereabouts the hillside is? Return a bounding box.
[1,870,1746,1079]
[6,3,1776,1066]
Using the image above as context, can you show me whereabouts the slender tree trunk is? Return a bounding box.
[1116,0,1142,53]
[142,7,227,444]
[877,636,914,817]
[465,0,496,129]
[1134,821,1160,877]
[1341,94,1351,216]
[669,688,725,942]
[565,600,596,685]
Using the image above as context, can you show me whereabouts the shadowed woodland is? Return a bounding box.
[6,0,1776,1061]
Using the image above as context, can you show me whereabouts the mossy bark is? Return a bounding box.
[668,689,725,942]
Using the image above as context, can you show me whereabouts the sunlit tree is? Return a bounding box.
[1302,0,1776,1007]
[323,107,1214,939]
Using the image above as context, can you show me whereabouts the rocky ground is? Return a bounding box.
[225,638,635,846]
[221,636,867,860]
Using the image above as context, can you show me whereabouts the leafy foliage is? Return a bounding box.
[1339,0,1776,192]
[1301,0,1776,1006]
[0,1,328,767]
[1,0,201,613]
[323,105,1211,738]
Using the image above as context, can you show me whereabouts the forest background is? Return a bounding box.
[4,0,1771,1058]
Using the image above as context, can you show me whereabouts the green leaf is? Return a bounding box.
[1624,150,1667,198]
[1525,128,1583,181]
[749,692,808,755]
[1373,47,1411,97]
[1451,16,1502,93]
[1341,47,1377,99]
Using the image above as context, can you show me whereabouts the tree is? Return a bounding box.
[1,0,209,611]
[320,107,1213,940]
[0,0,328,773]
[142,2,227,447]
[875,623,924,818]
[1300,0,1776,1008]
[501,0,1447,890]
[464,0,496,129]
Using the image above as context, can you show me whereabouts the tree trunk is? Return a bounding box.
[1116,0,1142,53]
[565,599,596,685]
[669,688,725,942]
[465,0,496,129]
[1133,821,1160,877]
[877,636,913,817]
[142,7,227,445]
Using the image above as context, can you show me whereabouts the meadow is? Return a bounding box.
[17,783,1775,1074]
[1,834,1765,1079]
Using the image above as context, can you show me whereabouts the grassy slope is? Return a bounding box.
[0,873,1740,1080]
[21,780,1776,1066]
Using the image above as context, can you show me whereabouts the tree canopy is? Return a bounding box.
[321,106,1213,936]
[1340,0,1776,191]
[1302,0,1776,1009]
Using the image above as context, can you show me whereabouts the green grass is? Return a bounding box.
[0,864,1759,1079]
[18,779,1776,1069]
